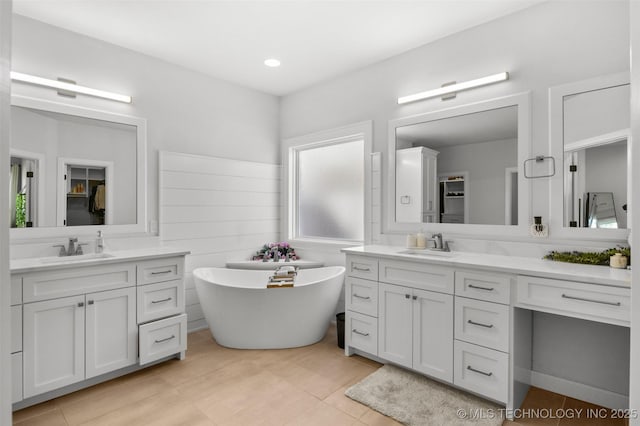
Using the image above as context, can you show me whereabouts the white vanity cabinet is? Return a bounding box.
[453,269,513,404]
[345,256,380,356]
[379,282,454,382]
[10,276,23,403]
[11,251,188,408]
[21,263,138,398]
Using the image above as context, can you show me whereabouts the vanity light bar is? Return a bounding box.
[397,72,509,105]
[10,71,132,104]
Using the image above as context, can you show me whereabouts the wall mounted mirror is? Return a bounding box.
[387,92,531,235]
[10,95,147,239]
[549,72,630,240]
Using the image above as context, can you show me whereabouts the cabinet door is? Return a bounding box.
[395,149,422,223]
[413,288,453,382]
[378,283,413,367]
[86,287,137,378]
[23,295,85,398]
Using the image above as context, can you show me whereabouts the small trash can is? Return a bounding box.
[336,312,345,349]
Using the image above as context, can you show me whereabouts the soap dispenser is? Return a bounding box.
[96,230,105,253]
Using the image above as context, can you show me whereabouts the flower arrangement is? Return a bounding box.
[252,242,299,261]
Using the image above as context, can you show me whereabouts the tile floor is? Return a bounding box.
[12,325,627,425]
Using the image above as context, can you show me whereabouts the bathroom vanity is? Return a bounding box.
[343,246,631,414]
[10,248,189,409]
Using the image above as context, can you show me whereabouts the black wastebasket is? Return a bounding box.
[336,312,345,349]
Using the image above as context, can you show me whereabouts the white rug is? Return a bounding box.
[345,364,504,426]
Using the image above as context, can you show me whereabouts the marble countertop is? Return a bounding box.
[342,245,631,288]
[10,246,191,274]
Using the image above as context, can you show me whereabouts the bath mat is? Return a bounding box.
[345,364,503,425]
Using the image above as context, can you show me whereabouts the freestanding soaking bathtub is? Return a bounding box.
[193,266,345,349]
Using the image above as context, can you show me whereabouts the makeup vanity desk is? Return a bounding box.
[341,245,631,415]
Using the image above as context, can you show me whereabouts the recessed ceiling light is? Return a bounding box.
[264,58,281,68]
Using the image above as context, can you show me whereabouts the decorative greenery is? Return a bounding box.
[15,193,26,228]
[544,246,630,266]
[252,242,299,261]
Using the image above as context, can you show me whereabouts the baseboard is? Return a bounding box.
[187,319,208,333]
[531,371,629,409]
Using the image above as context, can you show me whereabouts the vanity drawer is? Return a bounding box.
[137,280,185,324]
[23,263,136,303]
[346,311,378,355]
[516,276,630,326]
[11,275,22,305]
[12,352,23,404]
[137,257,184,285]
[346,277,378,317]
[11,305,22,353]
[455,297,509,352]
[346,256,378,281]
[455,270,511,305]
[139,313,187,365]
[454,340,508,404]
[379,259,454,294]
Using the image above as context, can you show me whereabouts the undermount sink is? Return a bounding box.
[39,252,115,264]
[399,249,454,258]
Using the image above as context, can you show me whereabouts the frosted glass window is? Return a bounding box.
[297,140,364,241]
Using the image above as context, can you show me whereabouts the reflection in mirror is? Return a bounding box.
[395,106,518,225]
[562,83,629,229]
[10,105,137,228]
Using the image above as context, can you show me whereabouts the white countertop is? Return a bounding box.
[10,246,191,274]
[342,245,631,288]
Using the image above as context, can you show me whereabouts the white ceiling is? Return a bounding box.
[13,0,543,96]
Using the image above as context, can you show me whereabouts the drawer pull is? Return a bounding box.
[151,270,173,275]
[561,294,621,306]
[353,293,371,300]
[77,302,84,307]
[468,284,495,292]
[154,335,176,344]
[405,294,410,299]
[151,297,173,304]
[88,300,94,305]
[467,319,494,328]
[352,329,370,337]
[467,365,493,377]
[352,266,371,272]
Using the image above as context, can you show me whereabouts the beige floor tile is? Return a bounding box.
[12,400,58,424]
[358,408,403,426]
[59,376,169,425]
[324,384,370,420]
[285,401,359,426]
[13,409,68,426]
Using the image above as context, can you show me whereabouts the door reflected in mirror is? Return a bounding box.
[562,82,629,229]
[395,105,518,226]
[10,105,137,228]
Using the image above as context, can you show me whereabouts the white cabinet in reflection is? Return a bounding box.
[396,147,439,223]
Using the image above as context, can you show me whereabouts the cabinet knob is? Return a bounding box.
[405,294,410,299]
[88,300,94,305]
[77,302,84,307]
[412,295,417,300]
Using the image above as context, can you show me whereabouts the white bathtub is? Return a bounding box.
[193,266,345,349]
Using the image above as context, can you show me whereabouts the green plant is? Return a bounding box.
[15,193,26,228]
[252,242,299,261]
[544,246,630,266]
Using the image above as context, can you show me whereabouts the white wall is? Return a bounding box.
[159,152,280,331]
[437,138,517,225]
[280,1,629,246]
[11,14,280,240]
[628,2,640,424]
[0,1,12,423]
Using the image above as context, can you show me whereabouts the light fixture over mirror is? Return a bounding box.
[387,92,531,236]
[398,72,509,105]
[9,95,147,239]
[11,72,132,103]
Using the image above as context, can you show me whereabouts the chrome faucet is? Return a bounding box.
[428,233,450,252]
[67,238,77,256]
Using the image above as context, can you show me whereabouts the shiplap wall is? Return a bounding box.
[159,151,280,331]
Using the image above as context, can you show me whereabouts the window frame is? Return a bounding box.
[282,121,372,247]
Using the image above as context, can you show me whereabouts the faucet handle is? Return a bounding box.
[52,244,67,256]
[76,243,89,255]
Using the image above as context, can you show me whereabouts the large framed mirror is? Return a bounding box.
[387,92,531,236]
[10,95,147,239]
[549,72,630,241]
